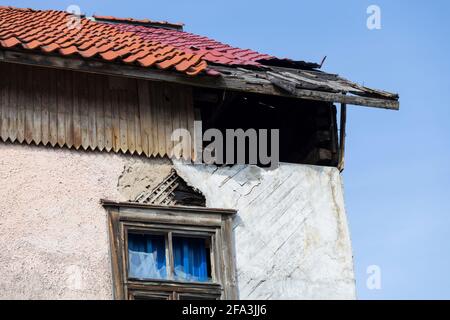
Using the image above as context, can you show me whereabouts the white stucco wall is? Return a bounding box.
[0,143,172,299]
[174,162,356,300]
[0,143,355,299]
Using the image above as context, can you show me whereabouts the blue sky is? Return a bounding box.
[5,0,450,299]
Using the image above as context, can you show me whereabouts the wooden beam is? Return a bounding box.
[100,199,237,215]
[267,71,399,110]
[338,103,347,172]
[0,49,399,110]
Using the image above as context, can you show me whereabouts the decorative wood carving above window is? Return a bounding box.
[102,200,238,300]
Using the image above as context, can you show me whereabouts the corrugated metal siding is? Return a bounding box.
[0,62,195,159]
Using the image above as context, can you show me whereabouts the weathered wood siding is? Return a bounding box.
[0,62,195,159]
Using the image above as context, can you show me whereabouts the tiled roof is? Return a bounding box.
[115,23,274,67]
[0,7,207,75]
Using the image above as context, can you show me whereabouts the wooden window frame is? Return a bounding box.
[102,200,238,300]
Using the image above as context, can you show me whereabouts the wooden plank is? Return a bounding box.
[118,86,128,153]
[174,84,183,159]
[103,76,113,152]
[165,84,174,158]
[179,85,191,160]
[9,63,18,142]
[79,72,90,150]
[24,65,34,144]
[72,70,82,149]
[155,82,166,157]
[174,84,184,159]
[0,62,10,142]
[16,64,26,143]
[0,50,399,110]
[32,66,43,145]
[330,104,339,166]
[149,81,160,157]
[48,68,58,146]
[64,70,74,148]
[107,209,126,300]
[56,69,66,147]
[88,74,97,150]
[185,86,195,161]
[40,67,50,146]
[221,216,238,299]
[126,78,136,154]
[338,103,347,172]
[176,85,187,159]
[193,107,202,162]
[109,78,121,153]
[132,80,142,155]
[95,74,105,151]
[137,79,150,156]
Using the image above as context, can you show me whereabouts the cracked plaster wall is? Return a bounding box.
[174,161,356,300]
[0,142,355,299]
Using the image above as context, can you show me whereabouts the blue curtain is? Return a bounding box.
[128,233,167,280]
[173,237,209,282]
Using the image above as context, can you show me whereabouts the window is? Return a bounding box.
[103,200,238,300]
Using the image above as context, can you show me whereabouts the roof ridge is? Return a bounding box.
[0,6,71,15]
[93,14,184,30]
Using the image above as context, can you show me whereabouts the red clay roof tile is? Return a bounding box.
[0,7,207,76]
[41,43,60,53]
[79,46,99,58]
[157,54,186,69]
[100,50,120,61]
[137,54,159,67]
[115,23,274,67]
[22,39,41,49]
[2,36,20,47]
[59,45,78,56]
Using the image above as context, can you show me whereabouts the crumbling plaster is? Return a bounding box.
[174,161,356,300]
[0,142,355,300]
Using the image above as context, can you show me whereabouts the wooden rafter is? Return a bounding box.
[338,103,347,172]
[0,49,399,110]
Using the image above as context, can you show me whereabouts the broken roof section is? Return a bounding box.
[110,19,319,69]
[92,14,185,31]
[0,6,399,109]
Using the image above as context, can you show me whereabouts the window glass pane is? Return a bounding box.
[128,233,167,280]
[173,236,211,282]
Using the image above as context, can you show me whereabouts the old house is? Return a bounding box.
[0,7,399,300]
